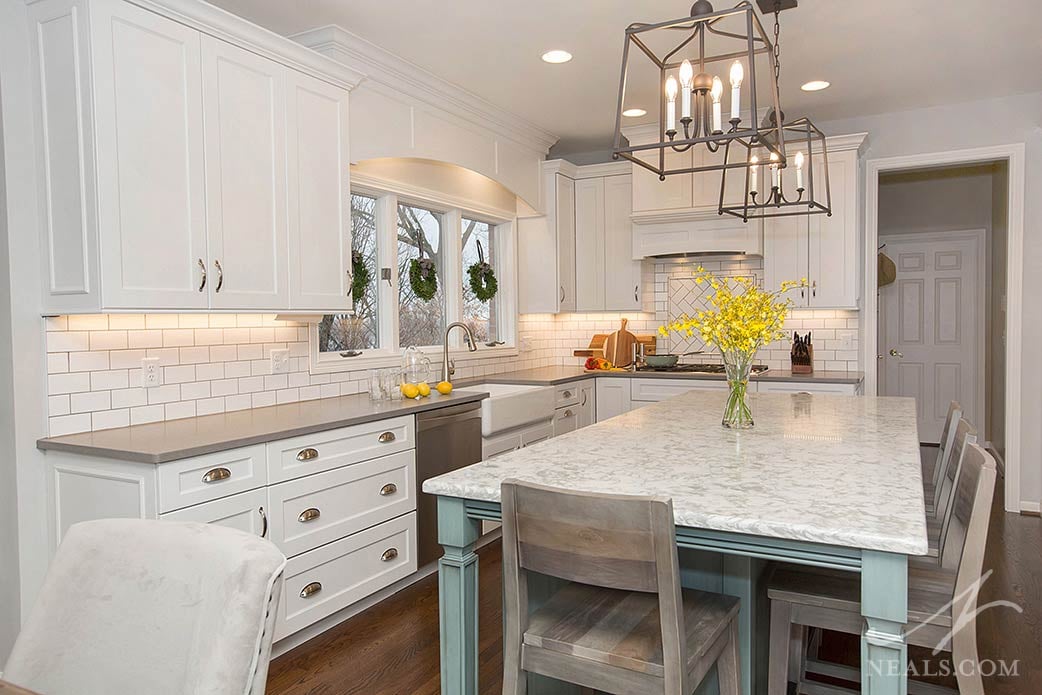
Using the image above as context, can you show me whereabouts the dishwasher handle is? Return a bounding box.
[416,402,481,432]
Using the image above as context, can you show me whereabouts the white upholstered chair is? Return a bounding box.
[4,519,286,695]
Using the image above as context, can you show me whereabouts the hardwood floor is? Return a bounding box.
[268,480,1041,694]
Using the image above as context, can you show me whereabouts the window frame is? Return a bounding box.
[310,178,519,374]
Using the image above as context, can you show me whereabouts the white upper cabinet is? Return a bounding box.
[28,0,360,314]
[555,174,577,313]
[518,163,577,314]
[574,177,606,311]
[92,0,208,309]
[285,71,352,313]
[602,174,642,311]
[631,147,693,214]
[762,136,865,309]
[202,38,289,310]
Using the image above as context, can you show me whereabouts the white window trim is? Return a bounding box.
[310,177,519,375]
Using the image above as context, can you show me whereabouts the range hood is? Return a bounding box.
[631,213,763,259]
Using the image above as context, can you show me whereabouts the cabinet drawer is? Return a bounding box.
[275,512,417,640]
[553,406,579,437]
[160,488,269,538]
[483,431,521,460]
[267,415,414,483]
[157,444,267,513]
[631,378,731,402]
[755,381,858,396]
[554,383,580,408]
[521,421,555,447]
[267,450,415,557]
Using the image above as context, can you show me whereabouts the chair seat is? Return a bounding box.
[766,564,954,629]
[524,582,739,678]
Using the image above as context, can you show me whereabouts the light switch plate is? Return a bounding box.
[270,348,290,374]
[141,357,161,388]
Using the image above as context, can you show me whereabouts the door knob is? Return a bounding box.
[889,348,903,358]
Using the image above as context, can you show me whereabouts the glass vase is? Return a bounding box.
[721,352,754,429]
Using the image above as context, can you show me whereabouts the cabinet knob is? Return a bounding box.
[201,467,231,484]
[381,548,399,562]
[563,409,574,418]
[299,582,322,599]
[296,447,319,461]
[298,507,321,523]
[378,431,396,443]
[379,483,398,496]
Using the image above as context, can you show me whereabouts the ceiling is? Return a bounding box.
[208,0,1042,154]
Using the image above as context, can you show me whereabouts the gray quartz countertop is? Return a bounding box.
[37,390,489,464]
[465,366,864,386]
[425,390,927,555]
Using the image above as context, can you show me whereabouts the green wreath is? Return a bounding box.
[408,257,438,301]
[351,251,371,304]
[467,262,498,302]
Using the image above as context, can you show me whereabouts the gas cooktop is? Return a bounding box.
[636,363,769,374]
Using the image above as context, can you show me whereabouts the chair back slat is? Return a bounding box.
[934,418,976,519]
[941,443,997,574]
[504,480,668,592]
[931,401,962,489]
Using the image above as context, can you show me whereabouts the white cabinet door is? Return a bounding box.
[202,38,288,310]
[521,421,555,447]
[286,70,352,312]
[577,380,596,428]
[482,431,522,460]
[808,149,858,308]
[595,378,631,422]
[92,0,208,309]
[632,148,692,213]
[574,177,605,311]
[603,175,642,311]
[556,174,577,312]
[756,381,859,396]
[763,214,809,304]
[630,377,731,403]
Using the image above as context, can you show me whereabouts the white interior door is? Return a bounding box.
[202,37,288,310]
[879,231,984,442]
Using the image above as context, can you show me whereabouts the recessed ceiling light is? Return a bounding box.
[622,108,647,118]
[541,49,573,64]
[801,80,830,92]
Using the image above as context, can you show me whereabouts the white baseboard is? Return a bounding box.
[1019,500,1040,515]
[271,528,503,658]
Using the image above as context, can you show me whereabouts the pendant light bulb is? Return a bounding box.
[665,76,679,102]
[679,59,694,88]
[710,76,723,104]
[729,61,744,88]
[794,151,804,170]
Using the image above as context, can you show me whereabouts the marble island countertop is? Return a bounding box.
[424,390,928,555]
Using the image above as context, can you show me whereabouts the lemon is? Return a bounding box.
[436,381,453,395]
[400,382,420,399]
[417,382,431,397]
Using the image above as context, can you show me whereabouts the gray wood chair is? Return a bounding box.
[923,401,962,515]
[766,442,997,695]
[501,479,742,695]
[924,418,977,558]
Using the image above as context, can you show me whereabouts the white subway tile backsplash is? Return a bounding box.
[89,370,129,391]
[112,388,147,409]
[70,391,111,414]
[67,314,109,331]
[91,409,130,430]
[48,332,90,352]
[128,330,163,349]
[89,331,128,351]
[145,314,179,329]
[48,395,70,417]
[130,404,165,425]
[196,397,226,416]
[147,384,181,405]
[69,351,110,372]
[47,353,69,374]
[49,413,92,436]
[162,329,195,347]
[107,314,145,330]
[164,401,196,420]
[48,372,91,395]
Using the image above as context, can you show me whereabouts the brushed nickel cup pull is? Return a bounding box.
[379,483,398,496]
[258,507,268,538]
[378,431,395,443]
[201,467,231,484]
[299,582,322,599]
[381,548,398,562]
[296,447,319,461]
[562,390,572,398]
[563,409,574,418]
[298,507,321,523]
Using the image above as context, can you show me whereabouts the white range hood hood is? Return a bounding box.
[631,212,764,259]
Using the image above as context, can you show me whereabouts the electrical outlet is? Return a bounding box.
[141,357,161,388]
[520,335,534,353]
[270,348,290,374]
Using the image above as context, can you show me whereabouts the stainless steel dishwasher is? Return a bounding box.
[416,401,483,566]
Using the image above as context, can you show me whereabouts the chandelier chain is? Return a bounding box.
[773,0,781,88]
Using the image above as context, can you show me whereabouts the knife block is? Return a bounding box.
[790,344,814,374]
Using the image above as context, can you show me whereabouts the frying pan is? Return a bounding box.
[643,351,704,368]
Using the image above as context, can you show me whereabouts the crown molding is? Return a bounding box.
[112,0,365,89]
[293,25,559,154]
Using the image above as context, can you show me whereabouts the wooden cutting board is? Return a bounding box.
[602,318,638,367]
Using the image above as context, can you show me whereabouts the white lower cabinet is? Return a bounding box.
[275,512,417,641]
[596,378,632,422]
[630,378,729,405]
[552,406,579,437]
[577,380,596,428]
[160,488,269,537]
[756,381,861,396]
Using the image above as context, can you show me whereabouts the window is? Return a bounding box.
[312,184,515,371]
[397,203,445,347]
[461,217,498,343]
[317,194,380,353]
